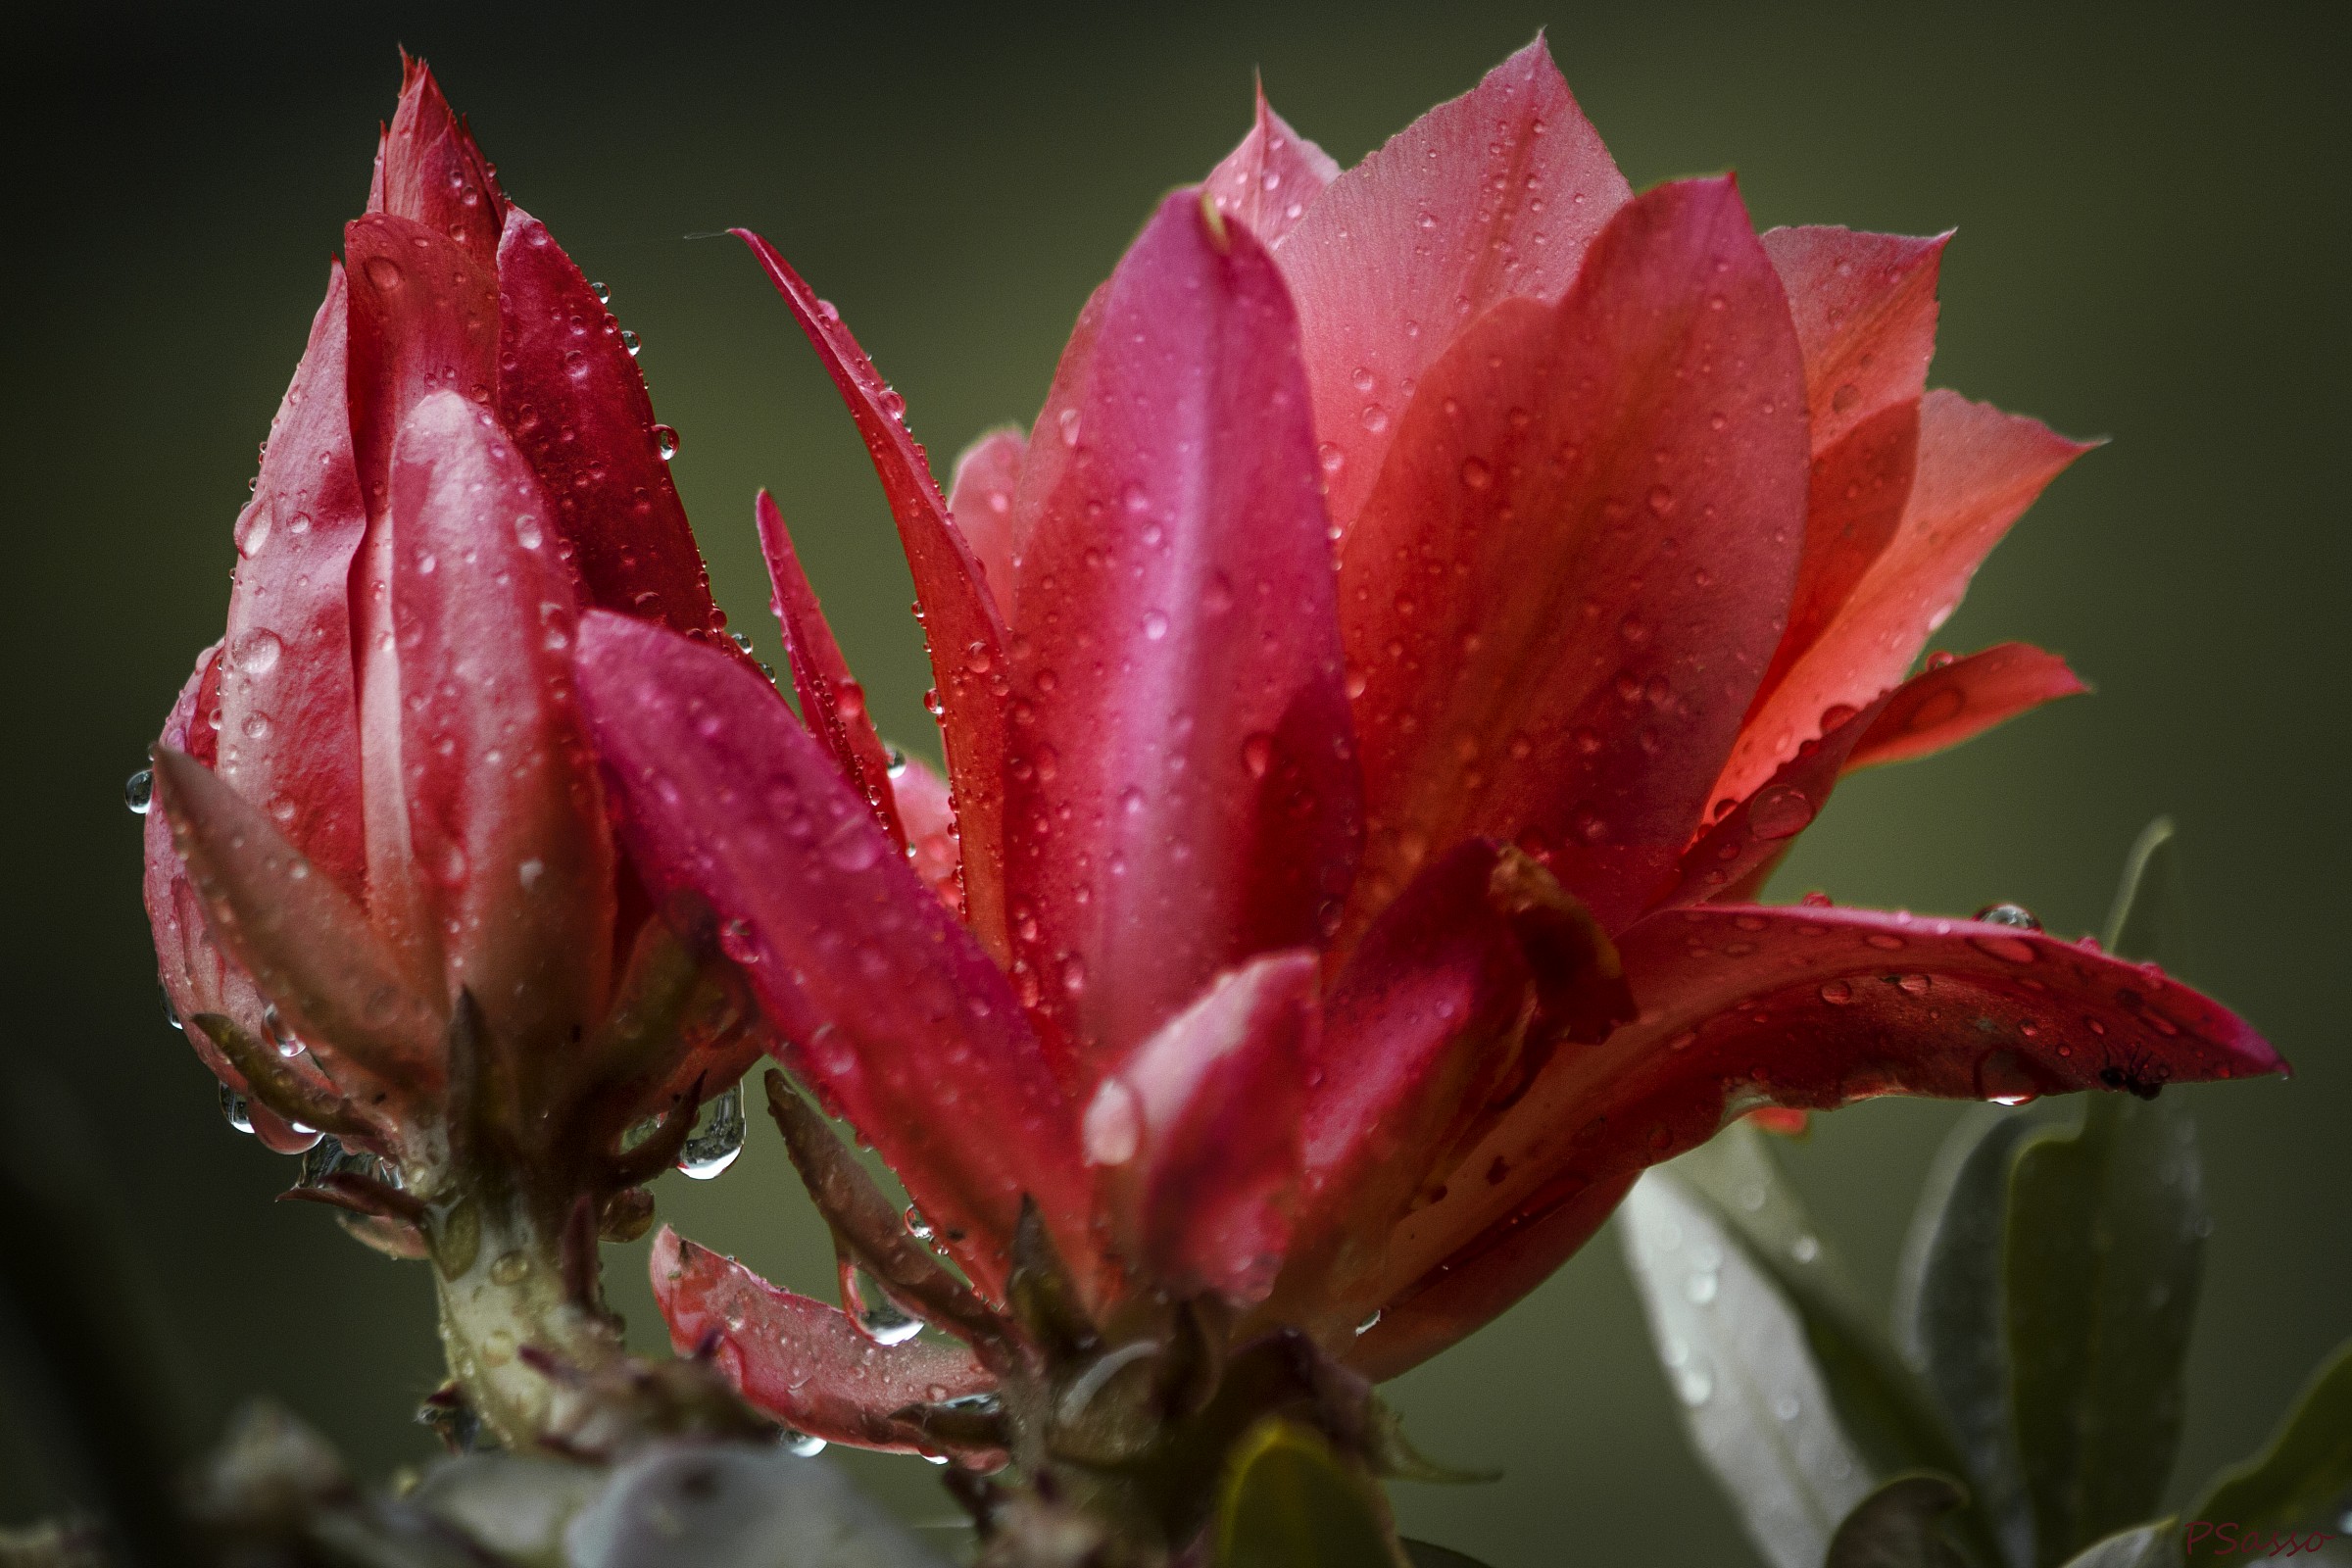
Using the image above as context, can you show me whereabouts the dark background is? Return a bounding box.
[4,3,2344,1561]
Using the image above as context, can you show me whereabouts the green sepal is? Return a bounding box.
[1216,1418,1406,1568]
[2184,1336,2352,1561]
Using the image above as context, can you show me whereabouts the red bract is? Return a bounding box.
[140,58,761,1447]
[577,40,2278,1455]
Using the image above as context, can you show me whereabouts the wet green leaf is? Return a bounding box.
[2185,1337,2352,1561]
[1893,1104,2055,1568]
[2007,1094,2205,1564]
[1827,1472,1972,1568]
[1217,1419,1406,1568]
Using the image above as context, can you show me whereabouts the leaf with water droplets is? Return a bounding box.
[2184,1336,2352,1561]
[647,1229,998,1461]
[1216,1418,1409,1568]
[2007,1092,2206,1562]
[1619,1165,1877,1568]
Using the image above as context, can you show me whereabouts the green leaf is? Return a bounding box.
[1620,1163,1877,1568]
[2102,818,2185,970]
[1893,1104,2058,1568]
[2007,1094,2205,1563]
[2185,1336,2352,1560]
[1827,1472,1972,1568]
[1648,1126,2003,1567]
[1401,1543,1499,1568]
[2054,1523,2180,1568]
[1218,1419,1407,1568]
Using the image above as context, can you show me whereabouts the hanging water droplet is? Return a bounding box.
[1676,1368,1714,1406]
[676,1082,746,1180]
[1974,902,2042,930]
[298,1134,367,1188]
[652,424,680,462]
[263,1004,304,1059]
[219,1082,254,1135]
[860,1298,924,1346]
[783,1430,827,1457]
[620,329,642,358]
[904,1204,934,1242]
[1354,1309,1383,1336]
[163,988,183,1032]
[125,768,155,815]
[730,631,756,655]
[590,280,612,304]
[886,746,909,779]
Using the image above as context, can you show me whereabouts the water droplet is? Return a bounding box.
[1790,1235,1821,1264]
[1746,785,1816,840]
[1459,457,1493,490]
[1359,404,1390,434]
[719,918,760,964]
[219,1082,254,1135]
[619,329,642,357]
[1975,902,2041,930]
[1350,366,1376,393]
[263,1004,304,1059]
[1646,483,1677,517]
[513,513,544,550]
[1355,1309,1383,1336]
[1082,1078,1142,1166]
[904,1205,934,1242]
[1819,980,1854,1005]
[1241,732,1273,780]
[859,1292,925,1346]
[652,424,680,462]
[784,1430,828,1457]
[1141,609,1169,641]
[125,768,154,815]
[1685,1272,1719,1305]
[676,1082,746,1179]
[231,628,284,678]
[589,280,612,304]
[234,506,273,558]
[1772,1394,1801,1421]
[1677,1368,1713,1406]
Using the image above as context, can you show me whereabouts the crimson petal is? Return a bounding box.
[756,490,906,849]
[890,753,964,916]
[496,208,736,649]
[1762,226,1944,455]
[1338,175,1810,936]
[946,428,1026,622]
[1203,82,1340,245]
[1086,951,1319,1307]
[1004,190,1360,1071]
[1716,390,2092,805]
[650,1229,999,1459]
[1844,642,2088,772]
[732,229,1014,963]
[1359,903,2280,1377]
[216,261,369,897]
[1273,38,1630,535]
[575,612,1087,1295]
[386,390,614,1057]
[367,56,507,271]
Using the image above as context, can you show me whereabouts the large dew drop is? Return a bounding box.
[676,1081,746,1180]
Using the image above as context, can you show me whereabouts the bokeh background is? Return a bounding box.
[4,2,2344,1561]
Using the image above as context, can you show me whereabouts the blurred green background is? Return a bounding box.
[4,2,2343,1561]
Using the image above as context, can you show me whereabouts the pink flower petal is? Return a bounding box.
[946,427,1026,622]
[890,753,964,916]
[149,748,443,1094]
[1761,226,1945,454]
[367,56,507,271]
[650,1229,1000,1459]
[387,390,614,1054]
[732,229,1014,962]
[1273,38,1630,535]
[1844,642,2089,771]
[1203,82,1340,245]
[214,261,369,898]
[1337,175,1810,937]
[1716,390,2093,805]
[575,612,1087,1295]
[1360,903,2281,1376]
[1004,190,1360,1070]
[1087,951,1319,1306]
[756,490,906,849]
[495,208,738,649]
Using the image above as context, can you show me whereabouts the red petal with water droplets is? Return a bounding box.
[149,749,443,1093]
[1204,83,1340,245]
[575,612,1086,1295]
[757,490,905,849]
[1006,284,1106,627]
[732,230,1013,963]
[650,1229,1000,1458]
[1771,402,1920,698]
[946,427,1025,622]
[1357,903,2280,1376]
[496,208,734,648]
[1338,175,1810,937]
[1716,391,2092,805]
[890,753,964,916]
[387,391,613,1055]
[1664,687,1900,908]
[368,56,507,270]
[1004,191,1360,1072]
[216,261,369,899]
[1762,226,1944,455]
[1845,642,2088,771]
[1273,38,1630,535]
[1089,952,1318,1307]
